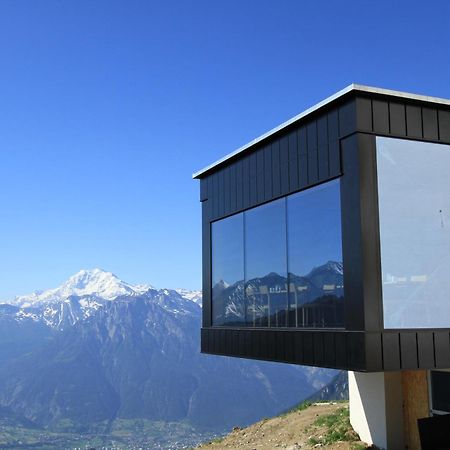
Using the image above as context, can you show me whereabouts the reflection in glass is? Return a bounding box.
[211,213,244,326]
[377,137,450,329]
[211,179,344,329]
[245,199,287,327]
[287,180,344,327]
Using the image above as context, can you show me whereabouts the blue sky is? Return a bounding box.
[0,0,449,298]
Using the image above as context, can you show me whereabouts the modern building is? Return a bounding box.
[193,84,450,449]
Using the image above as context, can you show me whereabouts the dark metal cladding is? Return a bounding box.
[196,86,450,372]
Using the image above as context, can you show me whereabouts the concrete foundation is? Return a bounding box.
[349,371,404,449]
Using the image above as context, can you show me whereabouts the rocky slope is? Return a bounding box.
[0,269,336,445]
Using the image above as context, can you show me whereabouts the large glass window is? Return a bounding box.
[287,180,344,327]
[377,137,450,329]
[245,199,287,327]
[211,178,344,328]
[211,214,244,326]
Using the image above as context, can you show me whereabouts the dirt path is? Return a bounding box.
[196,402,368,450]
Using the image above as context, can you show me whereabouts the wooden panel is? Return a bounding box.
[328,109,340,177]
[400,332,418,369]
[417,332,435,368]
[288,131,299,191]
[271,141,281,198]
[389,102,406,136]
[212,172,219,218]
[372,99,389,134]
[317,116,329,180]
[382,333,401,370]
[406,105,423,138]
[438,110,450,142]
[402,370,429,450]
[422,107,438,140]
[355,97,372,132]
[276,331,286,362]
[298,127,308,187]
[279,136,289,195]
[307,121,318,184]
[434,331,450,368]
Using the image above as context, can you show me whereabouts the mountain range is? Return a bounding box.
[0,269,335,449]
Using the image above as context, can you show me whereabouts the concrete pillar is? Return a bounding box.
[349,371,404,449]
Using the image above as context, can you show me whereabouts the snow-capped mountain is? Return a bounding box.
[175,288,202,305]
[1,269,202,330]
[0,269,335,448]
[11,268,153,307]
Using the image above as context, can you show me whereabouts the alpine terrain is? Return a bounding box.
[0,269,336,449]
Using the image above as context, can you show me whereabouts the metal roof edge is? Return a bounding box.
[192,84,450,179]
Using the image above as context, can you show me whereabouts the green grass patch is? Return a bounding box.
[307,407,360,446]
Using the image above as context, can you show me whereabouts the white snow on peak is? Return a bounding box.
[175,288,202,306]
[11,268,153,307]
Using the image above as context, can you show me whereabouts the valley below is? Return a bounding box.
[0,269,337,449]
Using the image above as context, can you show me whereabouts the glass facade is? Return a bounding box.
[377,137,450,329]
[211,179,344,328]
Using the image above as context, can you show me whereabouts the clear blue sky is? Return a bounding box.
[0,0,449,298]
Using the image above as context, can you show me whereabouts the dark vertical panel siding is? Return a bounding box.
[400,333,418,369]
[223,166,231,215]
[280,136,289,195]
[307,121,318,184]
[335,333,347,368]
[200,179,208,201]
[298,127,308,187]
[340,135,365,330]
[218,169,225,217]
[355,97,372,132]
[235,162,243,211]
[347,333,365,370]
[202,203,211,327]
[417,332,435,368]
[365,333,383,371]
[256,148,265,204]
[372,100,389,134]
[434,332,450,368]
[328,110,341,177]
[422,107,439,140]
[271,141,281,197]
[294,332,303,362]
[389,102,406,136]
[229,165,237,212]
[317,116,329,180]
[242,157,250,208]
[406,105,423,138]
[313,332,325,367]
[323,333,335,367]
[249,152,257,205]
[382,334,401,371]
[263,145,272,202]
[288,131,298,191]
[339,99,357,136]
[439,110,450,141]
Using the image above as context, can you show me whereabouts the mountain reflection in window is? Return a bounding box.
[211,179,344,328]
